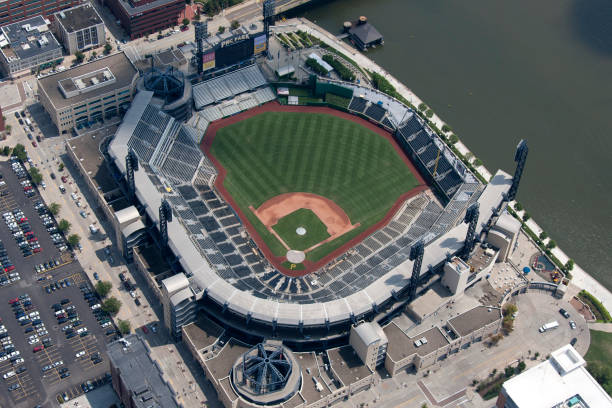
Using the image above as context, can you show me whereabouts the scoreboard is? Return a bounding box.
[201,32,267,72]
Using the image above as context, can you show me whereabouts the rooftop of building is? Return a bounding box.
[38,52,136,109]
[407,282,452,322]
[384,323,449,362]
[326,346,372,387]
[466,245,497,275]
[106,334,180,408]
[115,0,183,17]
[503,345,612,408]
[493,211,521,235]
[348,21,383,44]
[55,3,103,33]
[0,15,61,61]
[295,352,332,403]
[67,126,119,192]
[448,305,501,337]
[182,315,224,352]
[204,338,250,382]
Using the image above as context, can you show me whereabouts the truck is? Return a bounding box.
[539,321,559,333]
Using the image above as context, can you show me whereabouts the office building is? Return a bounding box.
[0,0,81,27]
[106,0,184,40]
[37,52,137,133]
[0,15,62,77]
[53,3,105,54]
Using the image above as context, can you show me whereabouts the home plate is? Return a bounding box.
[286,250,305,263]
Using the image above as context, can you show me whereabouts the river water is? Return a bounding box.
[297,0,612,289]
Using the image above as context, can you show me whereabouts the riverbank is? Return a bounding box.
[280,17,612,312]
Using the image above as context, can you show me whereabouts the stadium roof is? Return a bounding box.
[109,91,513,329]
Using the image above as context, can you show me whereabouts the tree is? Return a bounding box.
[28,167,43,185]
[104,43,112,54]
[534,351,540,359]
[193,13,201,21]
[441,124,452,133]
[473,158,483,167]
[67,234,80,248]
[502,316,514,333]
[182,18,190,27]
[48,202,60,216]
[565,259,575,271]
[425,109,434,118]
[118,319,131,335]
[449,134,459,144]
[57,219,71,233]
[102,297,122,315]
[230,20,240,30]
[504,365,515,378]
[95,281,112,298]
[218,26,226,34]
[522,213,530,222]
[546,240,556,249]
[503,303,518,317]
[539,231,548,240]
[517,361,526,373]
[4,124,10,134]
[13,144,27,162]
[1,146,11,156]
[58,162,65,171]
[418,103,427,111]
[74,51,85,63]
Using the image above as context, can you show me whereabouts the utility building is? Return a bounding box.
[53,3,105,54]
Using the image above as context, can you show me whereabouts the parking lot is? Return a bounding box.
[0,161,112,407]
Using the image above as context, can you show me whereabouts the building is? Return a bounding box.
[496,344,612,408]
[37,52,137,133]
[107,334,182,408]
[347,17,383,51]
[53,3,105,54]
[105,0,184,40]
[0,16,62,77]
[486,211,521,262]
[0,0,81,27]
[349,322,388,371]
[161,273,197,339]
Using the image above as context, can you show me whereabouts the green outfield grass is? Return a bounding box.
[272,209,330,251]
[211,111,419,262]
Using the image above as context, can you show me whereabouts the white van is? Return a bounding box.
[539,321,559,333]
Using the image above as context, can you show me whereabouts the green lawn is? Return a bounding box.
[272,209,330,251]
[211,111,419,262]
[585,329,612,396]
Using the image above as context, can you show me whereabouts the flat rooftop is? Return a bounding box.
[38,52,136,109]
[295,352,331,403]
[182,314,224,352]
[327,346,371,387]
[68,127,118,192]
[204,338,249,382]
[55,3,102,33]
[384,324,449,362]
[408,283,451,321]
[117,0,181,17]
[467,245,497,274]
[107,334,179,408]
[0,15,61,61]
[448,305,501,337]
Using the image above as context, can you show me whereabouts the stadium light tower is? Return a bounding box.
[159,199,172,248]
[408,240,424,301]
[125,149,139,203]
[461,203,480,261]
[194,21,209,75]
[507,139,528,202]
[263,0,275,58]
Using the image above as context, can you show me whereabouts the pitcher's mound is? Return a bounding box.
[286,250,306,264]
[296,227,307,236]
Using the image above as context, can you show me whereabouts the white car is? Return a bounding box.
[101,322,112,328]
[90,304,101,310]
[28,338,40,345]
[8,351,19,358]
[75,351,86,358]
[129,291,136,298]
[52,360,63,367]
[12,358,23,366]
[76,327,87,334]
[3,371,15,379]
[37,330,48,336]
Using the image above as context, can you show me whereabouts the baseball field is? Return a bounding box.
[206,105,423,273]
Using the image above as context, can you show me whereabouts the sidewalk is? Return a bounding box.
[588,322,612,333]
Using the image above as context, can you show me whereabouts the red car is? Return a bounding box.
[31,141,37,147]
[61,176,67,183]
[25,231,34,236]
[141,325,149,334]
[4,266,15,272]
[28,237,38,242]
[180,25,189,32]
[33,345,44,352]
[33,248,42,253]
[8,297,19,304]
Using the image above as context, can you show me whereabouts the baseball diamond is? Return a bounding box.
[202,103,427,275]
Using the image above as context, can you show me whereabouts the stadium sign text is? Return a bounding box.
[220,34,249,48]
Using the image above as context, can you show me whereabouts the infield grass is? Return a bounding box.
[272,209,330,251]
[211,111,419,262]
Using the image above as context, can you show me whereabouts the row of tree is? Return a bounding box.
[95,280,131,334]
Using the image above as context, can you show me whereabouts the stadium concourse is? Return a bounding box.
[107,64,513,346]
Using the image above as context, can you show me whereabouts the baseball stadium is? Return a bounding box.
[106,57,518,349]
